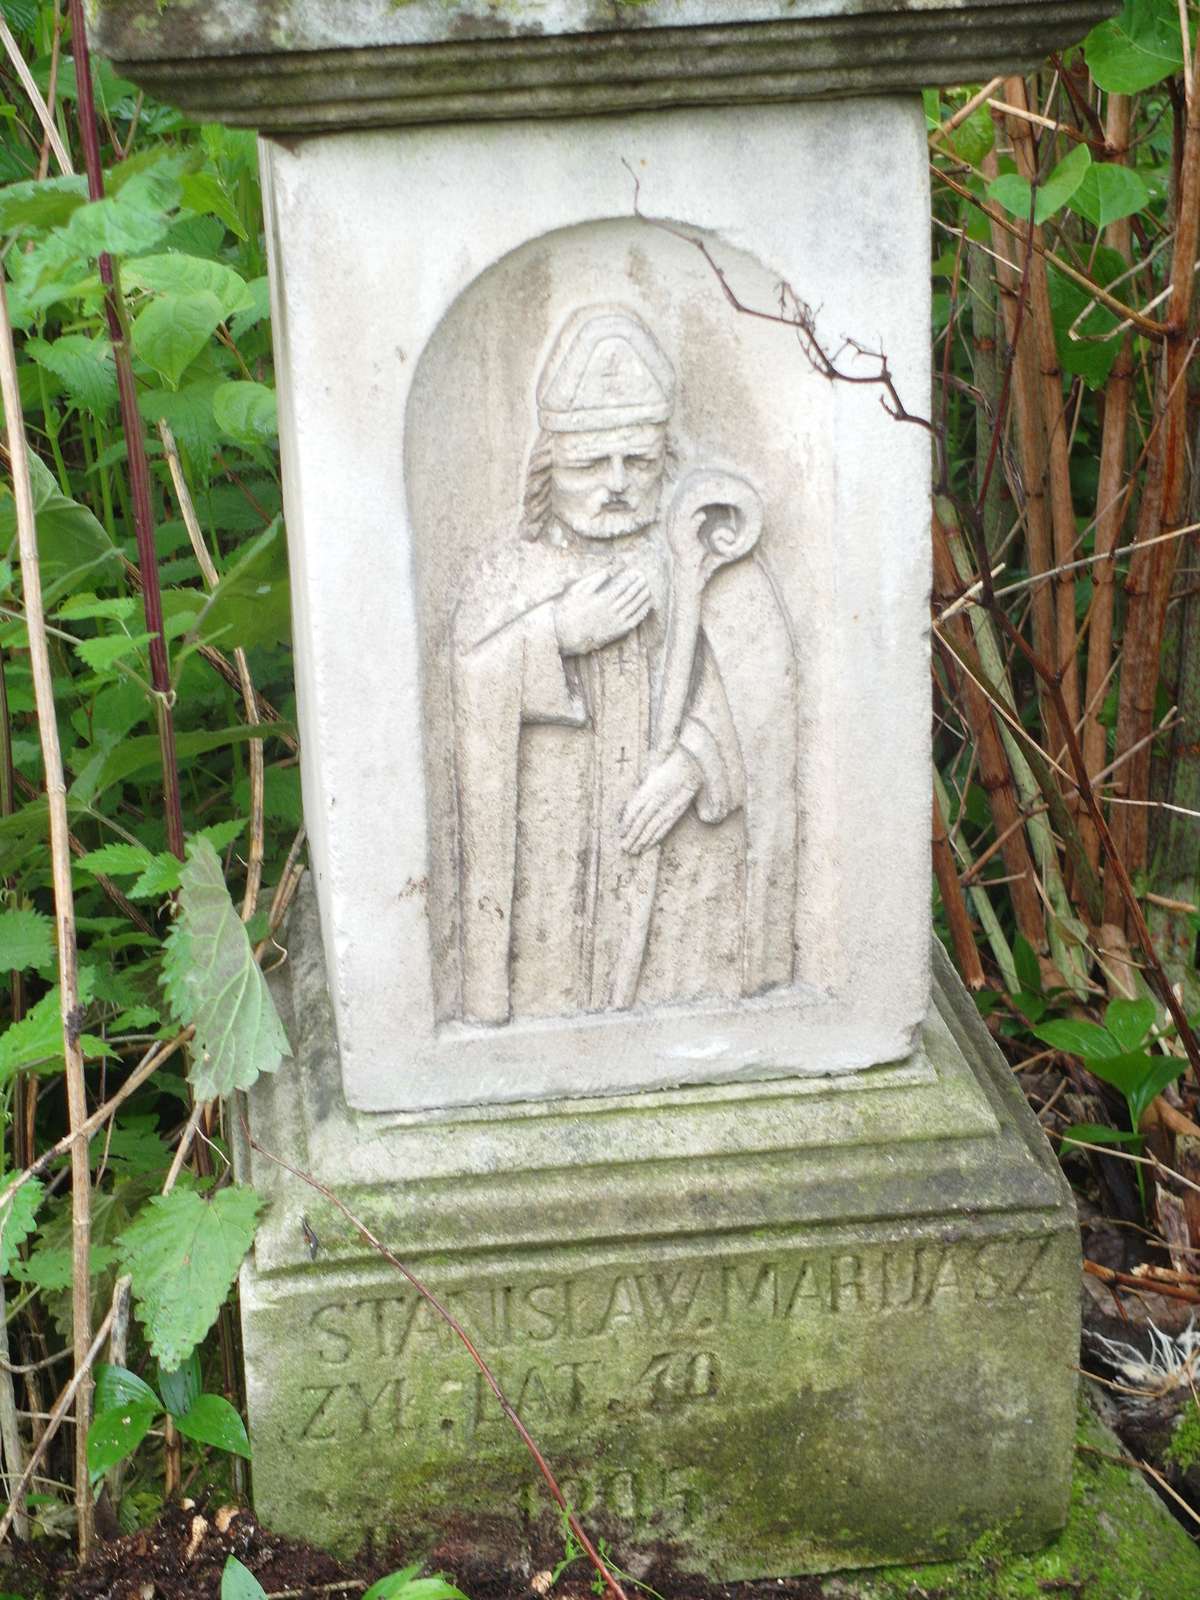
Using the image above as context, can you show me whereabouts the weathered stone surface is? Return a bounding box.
[256,100,934,1113]
[235,885,1079,1576]
[92,0,1119,131]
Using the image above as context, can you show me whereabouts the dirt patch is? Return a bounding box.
[12,1502,830,1600]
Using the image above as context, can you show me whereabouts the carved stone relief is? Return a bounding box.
[450,304,799,1026]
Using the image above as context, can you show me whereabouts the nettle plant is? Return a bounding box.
[0,0,298,1537]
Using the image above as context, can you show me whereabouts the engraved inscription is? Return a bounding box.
[451,305,800,1026]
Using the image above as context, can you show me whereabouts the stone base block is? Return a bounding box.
[237,890,1078,1578]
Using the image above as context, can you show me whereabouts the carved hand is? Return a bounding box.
[619,745,702,856]
[554,566,652,656]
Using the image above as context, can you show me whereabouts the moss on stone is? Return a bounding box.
[823,1398,1200,1600]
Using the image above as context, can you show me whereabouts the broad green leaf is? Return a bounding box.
[189,522,289,651]
[174,1392,252,1458]
[989,145,1091,225]
[212,381,277,446]
[1085,0,1188,92]
[1032,1018,1124,1061]
[1105,996,1157,1051]
[157,1351,201,1418]
[0,987,63,1079]
[138,382,223,464]
[0,908,53,972]
[1070,162,1151,229]
[58,595,139,624]
[24,333,118,414]
[1060,1123,1143,1149]
[117,1186,263,1370]
[86,1402,158,1477]
[179,171,249,241]
[0,174,87,233]
[988,172,1034,220]
[230,277,271,338]
[74,632,157,676]
[364,1578,467,1600]
[0,1177,43,1273]
[1128,1056,1189,1127]
[160,836,291,1098]
[75,842,157,878]
[72,724,276,806]
[0,454,120,603]
[94,1363,162,1416]
[1046,246,1126,391]
[222,1556,268,1600]
[132,290,224,388]
[65,177,173,259]
[949,103,994,168]
[125,254,253,320]
[14,1242,119,1291]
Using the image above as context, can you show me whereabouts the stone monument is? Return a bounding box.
[94,0,1114,1580]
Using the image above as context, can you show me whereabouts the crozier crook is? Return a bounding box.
[652,468,764,754]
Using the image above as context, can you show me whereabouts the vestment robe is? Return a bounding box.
[451,521,798,1026]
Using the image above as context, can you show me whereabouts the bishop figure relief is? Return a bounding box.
[451,306,800,1027]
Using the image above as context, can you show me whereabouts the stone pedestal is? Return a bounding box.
[239,886,1078,1575]
[94,0,1113,1577]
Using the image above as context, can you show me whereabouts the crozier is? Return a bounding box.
[93,0,1110,1578]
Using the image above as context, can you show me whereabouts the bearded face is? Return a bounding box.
[549,423,667,540]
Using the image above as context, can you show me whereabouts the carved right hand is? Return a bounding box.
[554,567,652,656]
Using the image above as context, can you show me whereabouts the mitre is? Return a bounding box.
[537,306,676,433]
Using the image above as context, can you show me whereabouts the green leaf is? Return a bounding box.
[189,522,289,651]
[990,145,1092,225]
[86,1402,158,1477]
[131,290,224,388]
[94,1362,162,1416]
[0,454,121,604]
[0,908,53,972]
[174,1392,252,1458]
[222,1556,268,1600]
[125,254,253,321]
[0,987,63,1080]
[179,171,249,242]
[137,382,223,464]
[74,632,156,676]
[129,854,183,900]
[160,837,291,1098]
[116,1186,263,1371]
[1060,1122,1143,1149]
[1128,1055,1188,1127]
[1012,934,1042,997]
[1046,245,1127,391]
[230,277,271,338]
[212,381,277,446]
[1085,0,1188,93]
[157,1352,201,1418]
[1105,996,1157,1051]
[65,175,174,259]
[24,333,118,414]
[58,594,139,624]
[198,818,249,854]
[1032,1018,1124,1061]
[14,1242,119,1291]
[0,1177,43,1274]
[71,724,275,806]
[1070,162,1151,229]
[0,174,87,233]
[988,172,1034,220]
[75,842,157,879]
[364,1578,468,1600]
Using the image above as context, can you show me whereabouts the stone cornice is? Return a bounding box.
[92,0,1119,134]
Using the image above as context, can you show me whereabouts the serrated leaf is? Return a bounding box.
[117,1186,262,1370]
[1085,0,1188,93]
[94,1362,161,1416]
[161,837,290,1098]
[0,1177,43,1273]
[157,1351,201,1418]
[1105,996,1157,1051]
[189,522,289,652]
[222,1555,268,1600]
[212,382,277,445]
[138,382,223,464]
[1033,1018,1124,1061]
[131,290,224,388]
[24,333,117,414]
[174,1392,251,1458]
[0,988,64,1080]
[179,171,249,241]
[129,855,183,900]
[86,1401,158,1477]
[1070,162,1151,229]
[230,277,270,338]
[14,1242,119,1291]
[58,594,138,623]
[0,453,121,604]
[0,908,53,972]
[0,173,88,233]
[125,254,252,320]
[74,632,156,675]
[75,842,157,878]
